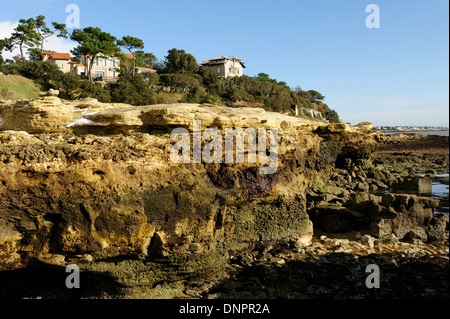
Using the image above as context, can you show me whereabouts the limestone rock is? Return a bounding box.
[39,89,59,97]
[357,122,373,130]
[326,123,352,133]
[393,176,433,193]
[0,95,75,133]
[1,99,321,134]
[369,193,441,241]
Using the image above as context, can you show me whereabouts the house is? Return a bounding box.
[41,51,131,81]
[41,52,72,73]
[201,56,245,78]
[72,53,122,80]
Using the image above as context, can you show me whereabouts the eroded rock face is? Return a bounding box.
[0,96,352,295]
[0,96,397,297]
[0,130,322,293]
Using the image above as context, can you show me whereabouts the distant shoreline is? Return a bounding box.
[375,130,449,136]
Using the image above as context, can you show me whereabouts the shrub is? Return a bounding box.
[110,73,155,105]
[159,73,201,89]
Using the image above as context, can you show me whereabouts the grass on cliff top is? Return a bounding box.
[0,74,41,99]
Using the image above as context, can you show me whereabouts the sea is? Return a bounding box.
[380,130,449,136]
[433,174,449,216]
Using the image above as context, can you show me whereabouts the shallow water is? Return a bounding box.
[433,174,449,215]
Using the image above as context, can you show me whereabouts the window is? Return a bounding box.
[110,70,115,78]
[103,59,107,66]
[93,58,98,66]
[95,71,104,79]
[110,58,115,67]
[217,68,220,74]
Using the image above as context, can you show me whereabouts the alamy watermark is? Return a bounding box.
[365,264,380,288]
[65,264,80,289]
[366,4,380,29]
[170,120,279,175]
[65,4,80,29]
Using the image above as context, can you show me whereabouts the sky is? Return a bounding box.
[0,0,448,126]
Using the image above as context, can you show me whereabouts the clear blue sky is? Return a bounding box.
[1,0,448,126]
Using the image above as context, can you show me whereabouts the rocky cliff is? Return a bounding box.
[0,92,447,298]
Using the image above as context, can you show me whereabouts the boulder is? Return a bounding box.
[357,122,373,131]
[325,123,352,133]
[404,228,428,243]
[369,193,442,241]
[426,213,449,242]
[393,176,433,193]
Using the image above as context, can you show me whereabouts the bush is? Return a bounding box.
[52,72,84,100]
[110,74,155,105]
[159,73,201,89]
[14,60,64,90]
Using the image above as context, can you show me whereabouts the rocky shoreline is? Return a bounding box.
[0,93,448,299]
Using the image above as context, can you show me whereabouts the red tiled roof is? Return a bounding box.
[42,52,71,60]
[122,53,134,59]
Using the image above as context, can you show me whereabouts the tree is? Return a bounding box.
[327,109,340,123]
[0,38,12,67]
[163,48,199,74]
[134,50,157,69]
[308,90,325,101]
[34,15,68,58]
[254,73,278,85]
[70,27,119,82]
[27,47,42,62]
[10,18,41,59]
[198,66,220,88]
[255,73,271,82]
[117,36,144,77]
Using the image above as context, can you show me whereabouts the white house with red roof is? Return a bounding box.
[41,51,155,81]
[42,51,72,73]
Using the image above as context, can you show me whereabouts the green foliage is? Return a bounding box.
[308,89,325,101]
[184,86,209,104]
[110,73,156,105]
[13,60,63,90]
[0,38,12,67]
[52,72,84,100]
[27,48,42,62]
[10,18,41,59]
[159,73,201,89]
[134,51,157,68]
[117,36,144,53]
[326,109,340,123]
[142,72,160,86]
[198,66,220,87]
[78,81,111,102]
[254,72,276,84]
[163,48,199,74]
[207,75,300,113]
